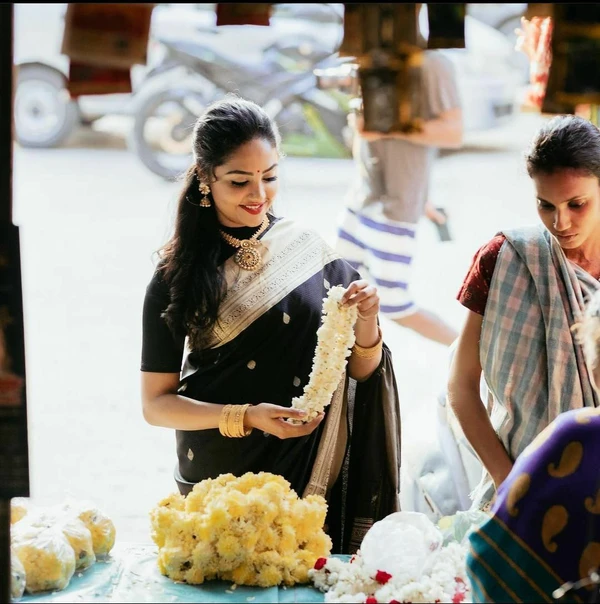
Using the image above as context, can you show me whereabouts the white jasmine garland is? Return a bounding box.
[290,286,358,422]
[309,543,471,604]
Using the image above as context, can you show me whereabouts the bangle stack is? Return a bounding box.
[351,326,383,360]
[219,404,253,438]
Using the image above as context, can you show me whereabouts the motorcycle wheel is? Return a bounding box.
[131,88,207,181]
[15,65,80,148]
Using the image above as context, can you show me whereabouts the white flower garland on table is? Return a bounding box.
[290,285,358,423]
[309,542,470,604]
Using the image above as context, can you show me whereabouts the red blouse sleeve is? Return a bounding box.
[457,234,506,316]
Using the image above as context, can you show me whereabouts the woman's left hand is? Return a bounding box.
[341,280,380,320]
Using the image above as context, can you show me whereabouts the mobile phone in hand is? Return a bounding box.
[434,208,453,242]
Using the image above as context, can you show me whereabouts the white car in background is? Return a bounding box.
[13,3,524,149]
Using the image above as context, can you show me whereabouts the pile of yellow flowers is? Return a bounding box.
[150,472,332,587]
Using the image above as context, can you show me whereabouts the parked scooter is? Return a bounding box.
[130,33,353,180]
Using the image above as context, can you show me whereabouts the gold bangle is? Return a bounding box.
[221,405,231,437]
[238,404,253,437]
[232,405,243,438]
[232,404,252,437]
[352,326,383,359]
[219,404,253,438]
[226,405,236,438]
[219,405,233,437]
[227,404,239,438]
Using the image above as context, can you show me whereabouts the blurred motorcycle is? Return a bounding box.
[130,30,353,180]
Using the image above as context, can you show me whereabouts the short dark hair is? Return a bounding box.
[525,114,600,179]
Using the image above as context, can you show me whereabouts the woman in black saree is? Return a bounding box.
[140,96,402,554]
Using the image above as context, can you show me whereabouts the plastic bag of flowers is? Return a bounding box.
[309,511,470,603]
[60,498,116,557]
[11,547,27,601]
[150,471,332,587]
[11,523,76,594]
[10,497,33,525]
[14,507,97,571]
[438,509,491,546]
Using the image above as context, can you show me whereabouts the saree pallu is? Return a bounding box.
[473,225,599,507]
[173,217,402,553]
[467,407,600,603]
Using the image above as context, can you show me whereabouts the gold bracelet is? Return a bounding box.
[219,404,253,437]
[351,326,383,359]
[233,405,244,438]
[238,404,253,437]
[219,405,233,437]
[227,404,239,438]
[232,404,252,437]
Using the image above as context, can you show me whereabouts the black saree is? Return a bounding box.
[141,216,402,553]
[325,343,402,554]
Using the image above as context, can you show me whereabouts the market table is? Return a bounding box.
[19,544,339,603]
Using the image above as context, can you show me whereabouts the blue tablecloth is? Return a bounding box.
[19,544,342,603]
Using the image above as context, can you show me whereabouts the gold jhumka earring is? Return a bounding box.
[199,182,211,207]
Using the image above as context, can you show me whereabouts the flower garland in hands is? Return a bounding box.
[290,285,358,423]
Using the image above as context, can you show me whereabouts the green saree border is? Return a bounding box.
[467,514,582,604]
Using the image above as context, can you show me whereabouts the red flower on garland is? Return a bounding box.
[375,570,392,584]
[365,598,378,604]
[451,577,467,603]
[314,557,327,571]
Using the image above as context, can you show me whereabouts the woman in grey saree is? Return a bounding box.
[140,97,401,554]
[448,115,600,510]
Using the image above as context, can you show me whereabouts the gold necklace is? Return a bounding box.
[219,216,270,271]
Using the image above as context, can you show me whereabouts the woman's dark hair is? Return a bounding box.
[157,95,281,349]
[525,114,600,179]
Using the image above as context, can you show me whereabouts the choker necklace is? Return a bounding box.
[219,216,270,271]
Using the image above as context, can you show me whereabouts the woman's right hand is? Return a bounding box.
[245,403,325,439]
[351,112,389,142]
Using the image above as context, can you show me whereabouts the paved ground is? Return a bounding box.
[12,111,548,543]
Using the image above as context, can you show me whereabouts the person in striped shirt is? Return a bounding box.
[335,49,463,346]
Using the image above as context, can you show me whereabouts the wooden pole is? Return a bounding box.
[0,5,13,600]
[0,3,13,223]
[0,5,30,602]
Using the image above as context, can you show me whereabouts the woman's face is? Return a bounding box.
[533,168,600,251]
[210,137,279,228]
